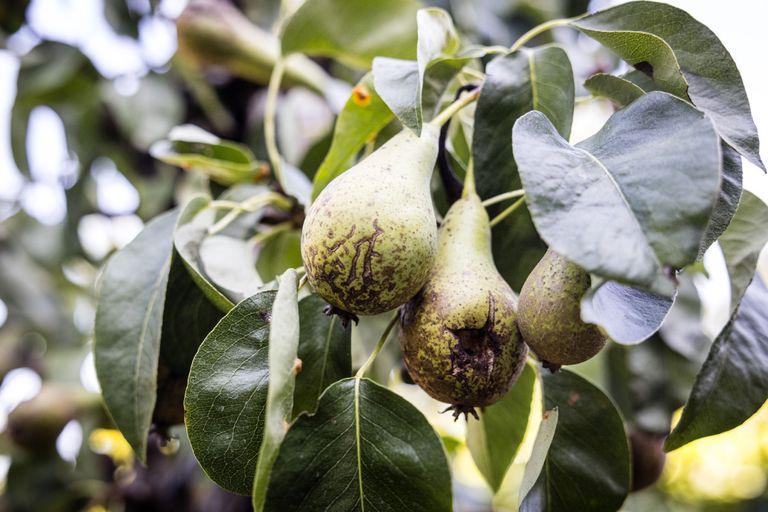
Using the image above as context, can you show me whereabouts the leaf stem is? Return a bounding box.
[430,87,481,128]
[482,189,525,207]
[509,18,575,53]
[248,221,294,245]
[208,193,293,235]
[489,195,527,227]
[355,313,399,379]
[264,57,286,190]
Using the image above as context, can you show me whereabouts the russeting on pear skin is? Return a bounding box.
[301,125,440,316]
[399,192,528,419]
[517,249,607,368]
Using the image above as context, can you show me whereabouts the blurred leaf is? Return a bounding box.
[94,209,177,462]
[0,0,29,33]
[292,294,352,418]
[311,74,394,200]
[572,1,765,170]
[581,280,673,345]
[102,74,185,151]
[281,0,421,68]
[719,191,768,312]
[174,195,235,312]
[252,270,299,510]
[184,290,276,495]
[265,378,452,510]
[176,0,329,92]
[658,275,710,361]
[665,275,768,451]
[513,92,721,296]
[467,363,536,492]
[520,370,630,512]
[583,73,644,106]
[151,125,268,186]
[256,229,302,283]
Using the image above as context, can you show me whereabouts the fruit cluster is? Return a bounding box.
[301,123,606,418]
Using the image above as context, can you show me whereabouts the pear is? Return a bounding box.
[399,192,528,418]
[301,125,440,315]
[517,249,607,367]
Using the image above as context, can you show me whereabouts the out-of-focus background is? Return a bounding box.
[1,0,767,511]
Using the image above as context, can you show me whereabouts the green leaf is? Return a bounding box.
[255,229,303,283]
[466,363,536,492]
[281,0,420,69]
[572,1,765,171]
[252,270,300,510]
[518,407,558,506]
[199,235,263,302]
[513,92,721,296]
[472,46,573,290]
[699,143,744,259]
[174,196,235,312]
[583,73,645,107]
[293,294,352,417]
[184,291,276,495]
[520,370,630,512]
[718,191,768,312]
[581,281,673,345]
[94,210,177,462]
[150,125,267,186]
[372,8,470,134]
[265,378,452,510]
[665,276,768,451]
[311,73,394,201]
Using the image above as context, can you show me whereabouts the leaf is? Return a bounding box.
[372,8,469,134]
[698,143,743,259]
[94,210,177,462]
[174,196,235,312]
[665,275,768,451]
[718,191,768,311]
[572,1,764,170]
[657,276,710,362]
[184,291,276,495]
[292,294,352,417]
[580,280,674,345]
[150,125,267,185]
[255,229,303,283]
[311,73,394,200]
[466,363,536,491]
[199,235,262,303]
[518,408,558,506]
[252,270,300,510]
[520,370,630,512]
[281,0,420,69]
[513,91,721,296]
[583,73,645,107]
[265,378,452,511]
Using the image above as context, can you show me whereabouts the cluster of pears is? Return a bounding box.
[301,124,606,417]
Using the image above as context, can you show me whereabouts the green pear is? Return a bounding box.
[176,0,329,93]
[517,249,607,367]
[302,126,440,315]
[399,192,528,418]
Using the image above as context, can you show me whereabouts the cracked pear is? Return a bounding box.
[301,125,440,315]
[399,192,528,418]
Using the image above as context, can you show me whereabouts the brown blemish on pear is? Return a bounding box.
[399,193,528,419]
[517,249,607,366]
[301,126,440,315]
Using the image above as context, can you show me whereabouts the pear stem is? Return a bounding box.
[430,87,481,128]
[489,195,527,227]
[462,160,476,198]
[509,17,575,52]
[482,189,525,207]
[264,57,286,190]
[355,313,399,379]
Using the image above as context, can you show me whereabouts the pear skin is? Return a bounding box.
[399,193,528,418]
[301,125,440,315]
[517,249,607,367]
